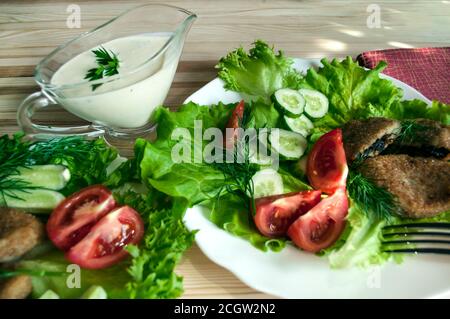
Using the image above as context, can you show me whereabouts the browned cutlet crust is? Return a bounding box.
[0,275,32,299]
[342,117,401,162]
[360,155,450,218]
[0,208,44,263]
[405,118,450,149]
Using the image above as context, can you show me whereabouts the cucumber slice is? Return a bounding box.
[4,189,65,213]
[269,128,307,159]
[81,285,108,299]
[7,165,70,191]
[249,141,273,166]
[39,290,60,299]
[299,89,329,118]
[251,168,284,198]
[272,88,305,117]
[284,114,314,137]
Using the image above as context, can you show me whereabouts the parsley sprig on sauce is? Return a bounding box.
[84,46,120,91]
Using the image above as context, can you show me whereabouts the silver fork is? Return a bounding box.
[381,222,450,255]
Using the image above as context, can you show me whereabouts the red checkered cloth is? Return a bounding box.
[357,47,450,104]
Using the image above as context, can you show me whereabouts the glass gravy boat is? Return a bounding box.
[17,4,196,143]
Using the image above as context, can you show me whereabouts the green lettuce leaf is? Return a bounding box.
[300,57,450,134]
[137,102,237,205]
[206,193,286,252]
[217,40,302,100]
[299,57,402,129]
[245,99,281,129]
[386,100,450,125]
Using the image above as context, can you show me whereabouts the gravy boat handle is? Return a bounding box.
[17,91,104,140]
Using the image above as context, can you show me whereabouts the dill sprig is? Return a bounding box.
[397,120,429,144]
[84,46,120,91]
[347,170,395,221]
[212,135,259,215]
[0,135,109,202]
[212,106,259,214]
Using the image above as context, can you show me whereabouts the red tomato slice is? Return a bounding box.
[287,187,348,253]
[47,185,116,250]
[254,190,322,238]
[224,100,245,149]
[307,128,348,194]
[65,206,144,269]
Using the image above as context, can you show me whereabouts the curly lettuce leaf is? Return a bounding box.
[217,40,302,100]
[386,100,450,125]
[301,57,450,134]
[118,190,195,299]
[300,57,402,129]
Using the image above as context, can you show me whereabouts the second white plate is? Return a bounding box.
[183,58,449,299]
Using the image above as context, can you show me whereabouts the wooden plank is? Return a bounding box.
[0,0,448,299]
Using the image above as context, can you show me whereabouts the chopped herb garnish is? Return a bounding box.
[397,120,429,144]
[84,46,120,91]
[347,170,396,221]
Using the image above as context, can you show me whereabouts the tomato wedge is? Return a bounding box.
[307,128,348,194]
[66,206,144,269]
[254,190,322,238]
[287,187,348,253]
[47,185,116,250]
[224,100,245,149]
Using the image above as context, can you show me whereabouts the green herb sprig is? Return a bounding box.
[212,108,259,215]
[0,134,117,201]
[347,170,396,221]
[397,120,429,144]
[84,46,120,91]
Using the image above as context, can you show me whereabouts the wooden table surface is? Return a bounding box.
[1,0,449,298]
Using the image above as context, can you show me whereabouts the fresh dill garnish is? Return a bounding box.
[212,134,259,215]
[397,120,429,144]
[84,46,120,91]
[0,134,115,201]
[212,106,259,215]
[347,170,395,221]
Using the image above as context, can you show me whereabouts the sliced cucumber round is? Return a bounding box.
[251,168,284,198]
[8,165,70,191]
[299,88,329,118]
[284,114,314,137]
[4,189,65,213]
[39,290,60,299]
[269,128,307,160]
[81,285,108,299]
[248,141,273,166]
[272,88,305,117]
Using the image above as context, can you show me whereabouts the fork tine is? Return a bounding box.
[381,222,450,255]
[383,231,450,237]
[382,248,450,255]
[383,222,450,230]
[383,239,450,245]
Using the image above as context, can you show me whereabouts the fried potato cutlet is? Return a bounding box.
[342,117,401,162]
[0,208,44,263]
[0,275,32,299]
[359,154,450,218]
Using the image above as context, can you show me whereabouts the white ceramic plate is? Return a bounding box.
[183,58,449,299]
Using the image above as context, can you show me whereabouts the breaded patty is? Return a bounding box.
[0,208,44,262]
[342,117,401,162]
[402,118,450,150]
[0,275,32,299]
[359,155,450,218]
